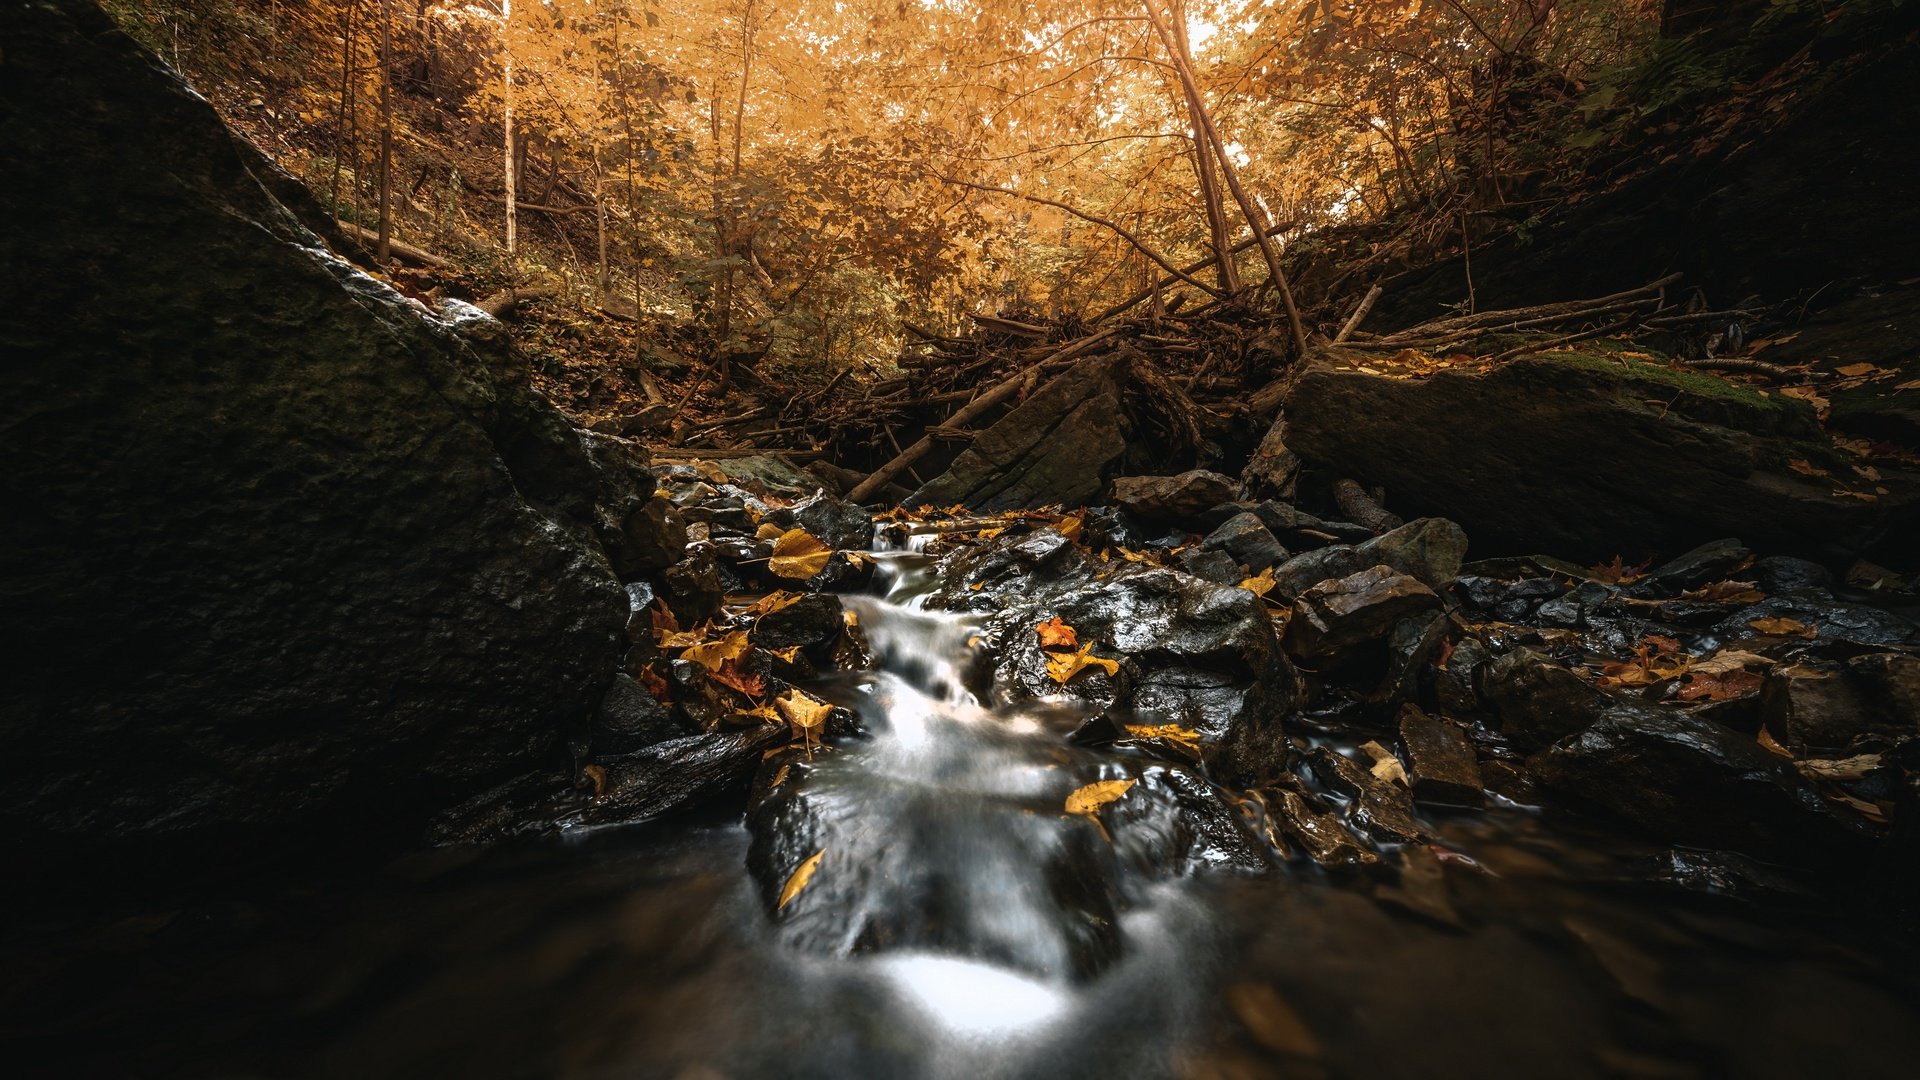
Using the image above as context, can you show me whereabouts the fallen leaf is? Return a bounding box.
[1065,778,1135,816]
[1756,726,1795,759]
[1681,580,1766,604]
[1827,792,1889,824]
[682,629,752,671]
[637,666,672,702]
[1225,982,1324,1060]
[755,522,786,541]
[1238,566,1277,596]
[1788,458,1831,478]
[768,529,834,579]
[710,659,765,700]
[1124,723,1202,748]
[1359,740,1408,786]
[1642,634,1683,653]
[1675,668,1762,701]
[1834,362,1878,377]
[1035,616,1078,651]
[1748,616,1816,638]
[778,850,824,909]
[1691,648,1773,675]
[581,763,607,799]
[1056,511,1085,543]
[775,689,832,733]
[1795,754,1881,782]
[1046,641,1121,685]
[1589,555,1650,584]
[744,590,804,617]
[769,645,803,663]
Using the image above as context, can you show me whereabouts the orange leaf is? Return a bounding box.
[1035,616,1078,651]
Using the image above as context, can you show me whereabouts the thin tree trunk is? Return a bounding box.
[330,0,357,217]
[1163,1,1237,294]
[375,0,394,263]
[1147,0,1308,355]
[502,0,516,257]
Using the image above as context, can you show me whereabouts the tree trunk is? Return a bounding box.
[502,0,516,258]
[375,0,393,264]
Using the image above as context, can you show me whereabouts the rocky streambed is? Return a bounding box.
[10,456,1920,1079]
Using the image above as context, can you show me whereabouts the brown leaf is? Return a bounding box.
[1065,778,1135,815]
[755,522,786,541]
[1675,668,1762,702]
[768,528,834,579]
[1359,740,1408,786]
[744,590,804,617]
[581,763,607,799]
[1588,555,1650,584]
[1035,616,1078,651]
[710,659,766,700]
[1748,616,1816,638]
[778,849,824,910]
[1681,580,1766,604]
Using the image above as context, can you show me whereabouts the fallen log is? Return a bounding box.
[334,219,449,268]
[475,285,558,319]
[1335,284,1383,343]
[1334,478,1403,534]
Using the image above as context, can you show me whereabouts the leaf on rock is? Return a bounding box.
[1124,723,1202,748]
[1359,740,1409,786]
[1046,641,1121,685]
[1691,648,1772,675]
[769,529,834,579]
[1681,580,1766,604]
[1056,511,1085,543]
[1834,363,1879,377]
[1788,458,1831,478]
[1238,566,1277,597]
[1035,616,1078,651]
[581,763,607,799]
[1756,726,1795,759]
[1588,555,1650,584]
[778,849,824,910]
[776,689,832,733]
[1065,778,1135,816]
[682,629,752,671]
[1748,616,1816,638]
[710,659,765,700]
[1675,668,1762,702]
[755,522,786,541]
[745,590,804,617]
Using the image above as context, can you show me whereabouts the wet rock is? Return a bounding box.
[1763,655,1920,750]
[704,454,823,496]
[1305,746,1430,845]
[1269,517,1468,600]
[576,432,687,579]
[1481,648,1613,749]
[1721,596,1920,648]
[569,727,786,829]
[1202,512,1289,572]
[1255,782,1379,870]
[765,492,873,551]
[665,660,736,732]
[1377,612,1451,706]
[1241,413,1301,500]
[1535,581,1617,629]
[908,353,1131,511]
[1479,760,1539,804]
[754,594,846,652]
[1750,555,1834,595]
[1645,538,1753,592]
[1286,566,1440,661]
[661,548,724,624]
[1533,706,1875,861]
[1178,547,1246,586]
[592,673,688,755]
[929,526,1098,610]
[1110,469,1239,522]
[1398,706,1484,808]
[1286,357,1920,561]
[1435,636,1493,720]
[1452,574,1567,622]
[0,1,628,851]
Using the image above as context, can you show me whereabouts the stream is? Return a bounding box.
[7,546,1920,1079]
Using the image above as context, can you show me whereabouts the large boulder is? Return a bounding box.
[1285,355,1920,561]
[0,1,628,852]
[908,349,1214,511]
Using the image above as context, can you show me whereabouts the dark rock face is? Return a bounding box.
[1762,655,1920,751]
[1285,566,1440,661]
[1110,470,1239,521]
[909,354,1131,510]
[1398,707,1484,808]
[1201,512,1289,573]
[1481,648,1614,750]
[907,351,1214,511]
[0,1,626,849]
[1533,707,1874,862]
[1269,517,1468,600]
[1285,357,1918,561]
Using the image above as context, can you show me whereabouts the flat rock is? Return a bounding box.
[1399,706,1484,807]
[1286,565,1440,660]
[1110,469,1239,522]
[1269,517,1469,600]
[1202,512,1289,572]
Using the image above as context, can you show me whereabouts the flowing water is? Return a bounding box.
[7,548,1920,1079]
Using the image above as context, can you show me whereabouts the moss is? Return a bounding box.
[1533,348,1801,416]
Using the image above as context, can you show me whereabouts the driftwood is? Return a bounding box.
[334,219,449,267]
[1335,284,1384,343]
[474,285,558,319]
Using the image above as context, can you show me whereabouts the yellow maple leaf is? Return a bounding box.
[776,689,832,732]
[1238,566,1277,596]
[1046,641,1121,685]
[1124,723,1202,748]
[681,629,751,671]
[768,529,834,579]
[778,849,824,910]
[1065,778,1135,816]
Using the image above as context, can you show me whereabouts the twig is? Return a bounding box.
[1334,284,1384,343]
